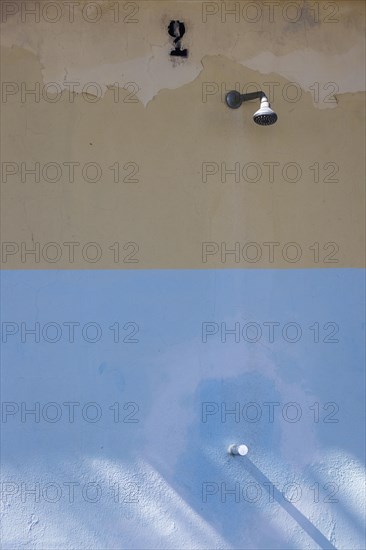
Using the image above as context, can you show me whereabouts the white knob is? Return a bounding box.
[228,444,249,456]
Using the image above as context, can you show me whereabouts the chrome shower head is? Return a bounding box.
[225,90,278,126]
[253,96,278,126]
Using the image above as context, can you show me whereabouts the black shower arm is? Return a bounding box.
[240,91,266,102]
[225,90,266,109]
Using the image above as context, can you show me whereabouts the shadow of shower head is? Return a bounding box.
[225,90,278,126]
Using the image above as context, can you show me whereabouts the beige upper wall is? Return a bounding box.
[1,1,365,268]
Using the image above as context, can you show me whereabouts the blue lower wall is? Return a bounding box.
[1,270,365,549]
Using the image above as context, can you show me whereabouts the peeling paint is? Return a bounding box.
[1,1,365,107]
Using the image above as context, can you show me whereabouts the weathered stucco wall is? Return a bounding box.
[1,1,365,549]
[1,0,365,269]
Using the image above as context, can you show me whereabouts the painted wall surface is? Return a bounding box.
[0,1,365,549]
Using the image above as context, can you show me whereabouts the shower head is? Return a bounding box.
[225,90,278,126]
[253,96,278,126]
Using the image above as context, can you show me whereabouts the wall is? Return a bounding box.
[1,1,365,548]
